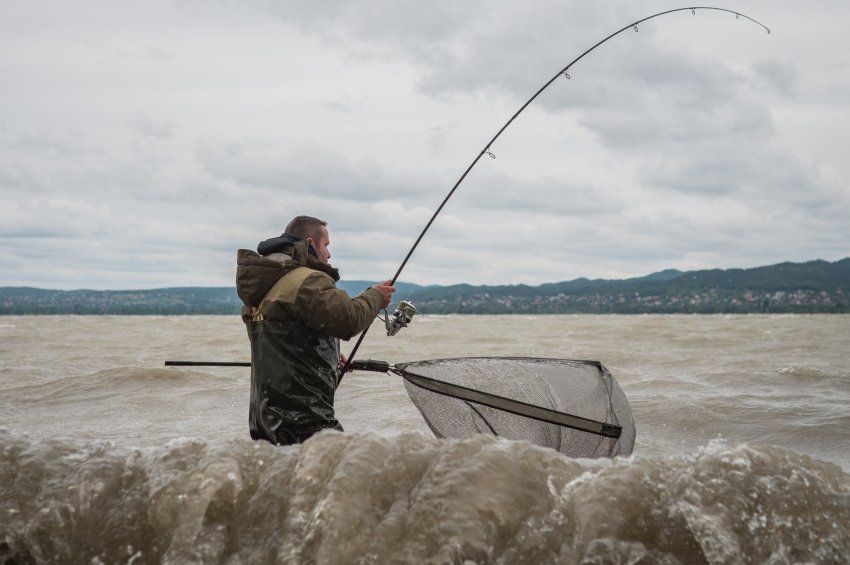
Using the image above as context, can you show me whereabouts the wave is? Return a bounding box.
[778,365,833,382]
[1,429,848,564]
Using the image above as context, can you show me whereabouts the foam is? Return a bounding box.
[1,430,847,563]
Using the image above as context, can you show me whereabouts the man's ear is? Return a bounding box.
[304,238,318,257]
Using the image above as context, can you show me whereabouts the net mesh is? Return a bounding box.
[398,357,635,458]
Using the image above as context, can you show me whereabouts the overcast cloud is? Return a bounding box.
[1,1,848,288]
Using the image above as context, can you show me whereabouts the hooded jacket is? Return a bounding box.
[236,235,384,445]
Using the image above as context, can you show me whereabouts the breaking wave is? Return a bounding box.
[1,429,848,564]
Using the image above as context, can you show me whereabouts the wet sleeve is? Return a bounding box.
[294,273,385,340]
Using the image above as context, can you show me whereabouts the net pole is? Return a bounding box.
[165,361,251,367]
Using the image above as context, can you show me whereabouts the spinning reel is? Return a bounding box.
[384,300,416,336]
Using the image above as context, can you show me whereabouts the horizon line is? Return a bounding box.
[1,256,847,293]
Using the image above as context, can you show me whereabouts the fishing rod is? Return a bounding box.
[340,6,770,376]
[165,8,768,374]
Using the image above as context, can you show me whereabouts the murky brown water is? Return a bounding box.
[1,315,848,563]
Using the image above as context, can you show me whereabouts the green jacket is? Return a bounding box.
[235,240,384,444]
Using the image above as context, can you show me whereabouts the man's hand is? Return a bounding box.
[338,352,347,371]
[373,280,396,309]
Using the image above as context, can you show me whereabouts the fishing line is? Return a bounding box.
[404,282,418,302]
[340,7,770,377]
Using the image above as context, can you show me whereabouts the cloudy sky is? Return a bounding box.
[1,1,848,289]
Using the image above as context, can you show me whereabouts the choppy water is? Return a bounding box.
[1,315,849,563]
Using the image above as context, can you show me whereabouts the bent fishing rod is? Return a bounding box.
[166,7,769,373]
[339,6,770,376]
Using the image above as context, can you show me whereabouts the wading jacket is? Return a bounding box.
[235,237,384,445]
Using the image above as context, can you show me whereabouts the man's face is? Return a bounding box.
[307,225,331,264]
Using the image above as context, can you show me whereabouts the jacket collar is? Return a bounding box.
[257,232,316,257]
[291,240,340,281]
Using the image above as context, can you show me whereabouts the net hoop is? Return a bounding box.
[396,357,623,439]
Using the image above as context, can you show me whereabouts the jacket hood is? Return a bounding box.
[257,232,317,258]
[236,240,339,307]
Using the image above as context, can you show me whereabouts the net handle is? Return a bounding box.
[399,370,621,439]
[164,358,622,439]
[354,357,622,439]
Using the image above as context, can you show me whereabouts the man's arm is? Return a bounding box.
[294,272,394,340]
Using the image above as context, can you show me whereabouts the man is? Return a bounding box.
[235,215,395,445]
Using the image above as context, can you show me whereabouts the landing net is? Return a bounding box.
[397,357,635,458]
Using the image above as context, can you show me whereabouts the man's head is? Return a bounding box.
[285,215,331,263]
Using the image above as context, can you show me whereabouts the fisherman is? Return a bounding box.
[235,215,395,445]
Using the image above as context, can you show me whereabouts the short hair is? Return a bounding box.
[285,215,327,241]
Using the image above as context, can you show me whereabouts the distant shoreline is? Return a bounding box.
[2,257,848,315]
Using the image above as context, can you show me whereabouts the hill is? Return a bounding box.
[411,258,849,314]
[1,258,847,315]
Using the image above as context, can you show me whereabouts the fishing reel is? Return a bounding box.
[384,300,416,336]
